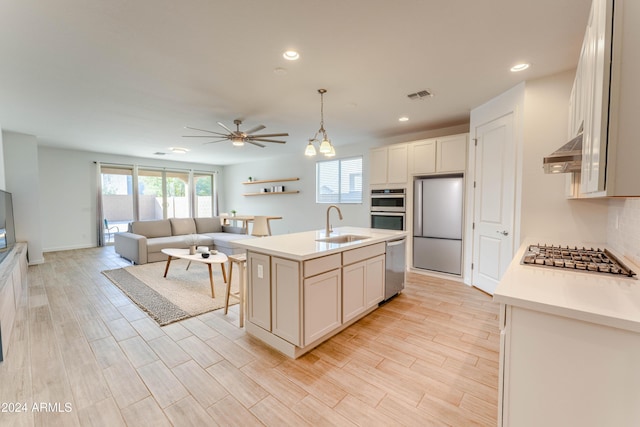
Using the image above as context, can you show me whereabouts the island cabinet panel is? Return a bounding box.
[343,254,386,323]
[247,252,271,331]
[342,262,366,323]
[271,257,301,346]
[303,269,342,345]
[342,242,385,265]
[303,254,341,278]
[364,255,385,308]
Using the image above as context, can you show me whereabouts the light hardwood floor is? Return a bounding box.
[0,246,499,426]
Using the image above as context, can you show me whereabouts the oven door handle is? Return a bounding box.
[370,212,405,216]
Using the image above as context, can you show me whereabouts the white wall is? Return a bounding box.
[520,70,609,243]
[0,125,5,190]
[38,146,223,252]
[3,131,44,264]
[607,189,640,266]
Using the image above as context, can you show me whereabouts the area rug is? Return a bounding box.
[102,258,239,326]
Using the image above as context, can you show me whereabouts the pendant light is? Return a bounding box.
[305,89,335,157]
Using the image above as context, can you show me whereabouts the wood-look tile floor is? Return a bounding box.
[0,247,499,427]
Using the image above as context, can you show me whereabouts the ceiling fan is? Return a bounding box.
[183,119,288,148]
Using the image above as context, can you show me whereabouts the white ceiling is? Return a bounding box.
[0,0,591,165]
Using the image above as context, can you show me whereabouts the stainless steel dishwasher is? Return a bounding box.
[384,237,406,301]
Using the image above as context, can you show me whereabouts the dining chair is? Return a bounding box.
[251,216,270,237]
[104,219,119,242]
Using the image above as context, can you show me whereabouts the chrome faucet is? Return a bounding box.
[326,205,343,236]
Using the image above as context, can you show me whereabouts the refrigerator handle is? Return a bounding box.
[414,179,422,236]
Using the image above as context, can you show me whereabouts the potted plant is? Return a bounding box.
[230,210,237,217]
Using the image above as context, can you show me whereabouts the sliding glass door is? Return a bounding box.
[194,172,214,217]
[101,166,134,243]
[98,164,216,246]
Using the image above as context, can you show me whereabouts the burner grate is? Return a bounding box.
[521,244,636,277]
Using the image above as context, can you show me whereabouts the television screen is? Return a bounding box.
[0,190,16,255]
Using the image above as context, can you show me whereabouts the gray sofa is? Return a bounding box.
[114,217,254,264]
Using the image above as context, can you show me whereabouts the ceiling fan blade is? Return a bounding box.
[182,135,229,138]
[217,121,236,135]
[202,139,228,144]
[250,138,287,144]
[247,141,266,148]
[249,133,289,138]
[244,125,266,134]
[184,126,227,136]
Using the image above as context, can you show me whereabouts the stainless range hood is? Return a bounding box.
[543,133,582,174]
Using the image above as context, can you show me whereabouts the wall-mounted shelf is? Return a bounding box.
[242,177,299,185]
[243,191,300,196]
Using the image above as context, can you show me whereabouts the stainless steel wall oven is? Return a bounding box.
[370,188,406,231]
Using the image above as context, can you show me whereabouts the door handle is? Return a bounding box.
[496,230,509,236]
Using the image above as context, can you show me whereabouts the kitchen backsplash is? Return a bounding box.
[607,198,640,266]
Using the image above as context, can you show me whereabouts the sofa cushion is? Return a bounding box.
[170,218,197,236]
[146,235,214,253]
[203,232,254,248]
[195,217,222,234]
[131,220,172,238]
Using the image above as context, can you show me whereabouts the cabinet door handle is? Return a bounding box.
[496,230,509,236]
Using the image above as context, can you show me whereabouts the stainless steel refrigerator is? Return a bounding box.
[413,175,463,275]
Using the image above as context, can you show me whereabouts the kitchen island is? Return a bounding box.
[233,226,406,358]
[494,241,640,427]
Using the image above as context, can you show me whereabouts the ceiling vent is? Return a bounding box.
[407,89,433,100]
[154,152,167,156]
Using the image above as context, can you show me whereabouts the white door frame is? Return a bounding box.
[463,83,525,288]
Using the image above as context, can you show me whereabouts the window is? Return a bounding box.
[316,156,363,203]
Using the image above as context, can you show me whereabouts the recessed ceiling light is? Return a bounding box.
[510,63,530,72]
[399,117,409,122]
[169,147,189,154]
[273,67,288,75]
[283,50,300,61]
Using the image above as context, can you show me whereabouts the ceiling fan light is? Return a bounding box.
[231,136,245,146]
[325,145,336,157]
[305,141,317,156]
[319,139,332,154]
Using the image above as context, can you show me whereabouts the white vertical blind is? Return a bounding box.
[316,156,362,203]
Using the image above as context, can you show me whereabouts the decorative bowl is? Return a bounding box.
[201,252,210,258]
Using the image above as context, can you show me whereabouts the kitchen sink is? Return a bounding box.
[316,234,370,244]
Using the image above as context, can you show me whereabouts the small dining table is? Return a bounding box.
[223,215,282,235]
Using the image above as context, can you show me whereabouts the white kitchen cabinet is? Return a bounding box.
[342,255,385,323]
[370,147,388,185]
[388,144,408,183]
[408,139,436,175]
[369,144,408,185]
[436,134,467,172]
[247,252,271,331]
[364,254,385,307]
[303,268,341,345]
[342,244,386,323]
[271,256,301,346]
[573,0,640,197]
[408,134,467,175]
[342,261,366,322]
[499,304,640,426]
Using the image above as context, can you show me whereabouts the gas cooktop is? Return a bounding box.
[521,244,636,278]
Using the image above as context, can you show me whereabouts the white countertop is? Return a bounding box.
[494,240,640,333]
[233,226,407,261]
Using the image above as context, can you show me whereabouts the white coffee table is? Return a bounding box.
[161,248,228,298]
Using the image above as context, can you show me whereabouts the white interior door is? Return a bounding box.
[472,113,516,294]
